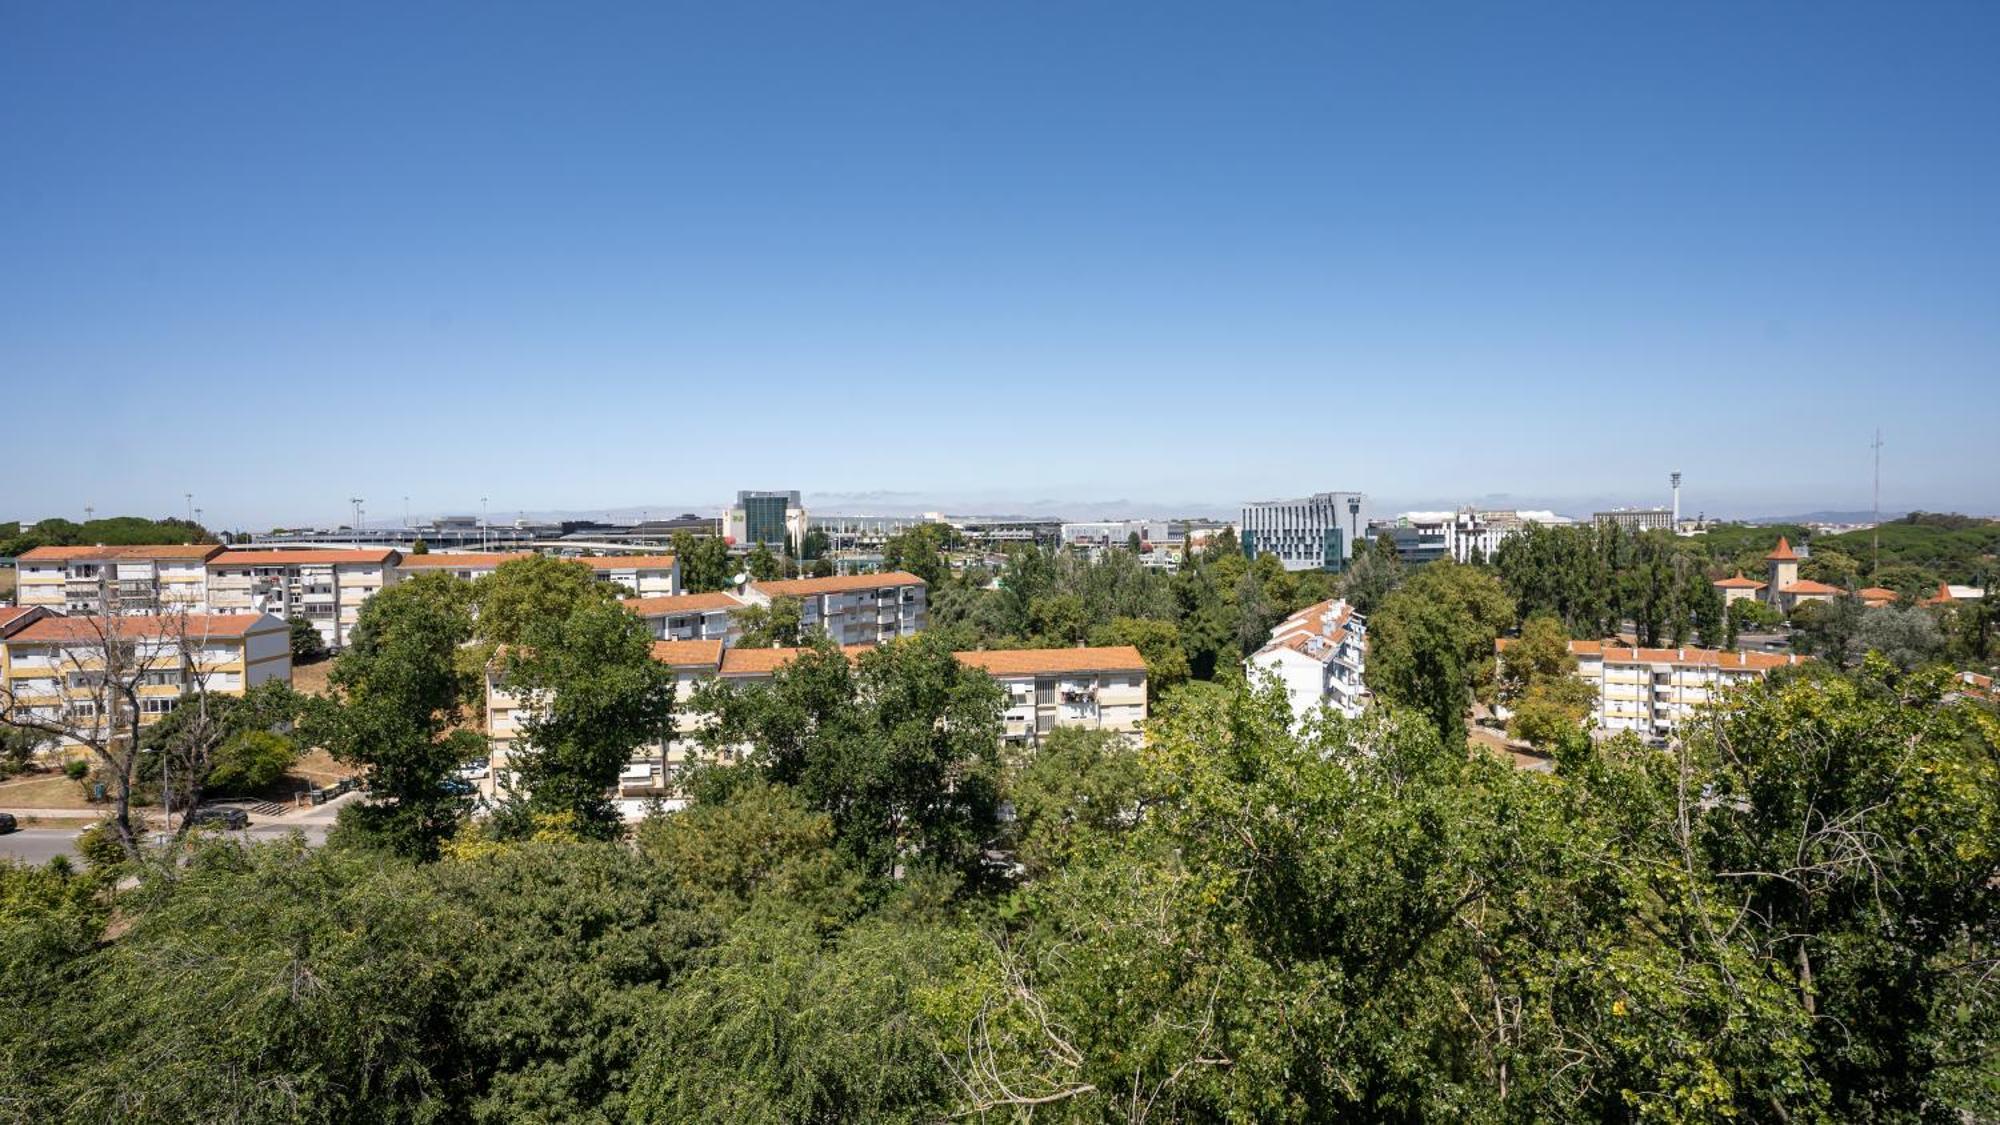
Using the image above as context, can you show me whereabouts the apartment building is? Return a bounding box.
[1593,508,1675,533]
[205,549,401,649]
[622,592,750,642]
[16,544,223,614]
[1241,492,1369,572]
[0,613,290,749]
[1501,639,1805,738]
[955,646,1149,745]
[1247,597,1368,723]
[573,555,681,597]
[393,552,532,582]
[744,571,927,645]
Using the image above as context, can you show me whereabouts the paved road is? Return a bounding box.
[0,792,356,866]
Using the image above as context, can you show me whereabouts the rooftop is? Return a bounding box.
[212,549,399,566]
[1713,573,1766,589]
[623,592,748,615]
[1765,536,1800,561]
[649,639,725,668]
[20,543,222,562]
[753,571,927,596]
[11,613,279,643]
[394,552,533,569]
[953,645,1148,676]
[574,554,677,571]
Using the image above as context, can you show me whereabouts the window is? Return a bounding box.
[141,697,178,716]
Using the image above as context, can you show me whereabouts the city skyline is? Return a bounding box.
[6,2,1998,524]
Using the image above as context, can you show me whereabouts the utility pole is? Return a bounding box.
[1871,430,1884,571]
[185,492,194,523]
[481,497,489,550]
[403,495,410,528]
[350,497,364,532]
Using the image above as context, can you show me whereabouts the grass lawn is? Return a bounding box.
[0,772,97,810]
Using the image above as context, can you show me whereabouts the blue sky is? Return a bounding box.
[3,1,1996,529]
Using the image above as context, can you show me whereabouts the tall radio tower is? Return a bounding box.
[1871,430,1884,569]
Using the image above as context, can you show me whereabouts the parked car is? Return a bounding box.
[0,812,16,834]
[187,806,250,830]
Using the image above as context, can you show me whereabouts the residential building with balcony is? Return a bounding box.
[955,646,1149,745]
[205,549,401,649]
[1500,639,1804,737]
[16,544,223,614]
[744,571,926,645]
[0,612,290,750]
[1247,597,1368,723]
[572,554,680,597]
[622,592,752,642]
[1241,492,1369,572]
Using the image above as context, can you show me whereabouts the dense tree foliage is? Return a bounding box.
[669,530,733,594]
[1367,561,1515,748]
[0,515,213,557]
[2,656,1996,1121]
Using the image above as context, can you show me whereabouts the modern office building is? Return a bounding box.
[205,549,400,649]
[955,646,1149,745]
[15,544,223,614]
[1246,597,1368,723]
[743,571,927,645]
[1241,492,1369,572]
[0,612,291,749]
[726,490,805,551]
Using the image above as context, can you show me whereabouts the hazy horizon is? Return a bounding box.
[6,3,1996,528]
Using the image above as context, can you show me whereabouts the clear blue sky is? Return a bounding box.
[4,1,1996,529]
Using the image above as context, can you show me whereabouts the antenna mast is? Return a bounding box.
[1870,430,1883,570]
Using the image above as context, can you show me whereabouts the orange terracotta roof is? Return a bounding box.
[0,607,45,633]
[1497,637,1796,671]
[953,645,1148,676]
[623,592,746,616]
[649,639,724,669]
[1713,572,1766,589]
[574,555,677,571]
[1857,586,1898,603]
[211,549,398,566]
[394,552,532,569]
[10,613,277,643]
[753,571,927,596]
[1780,579,1842,596]
[719,644,873,677]
[1765,537,1800,561]
[20,544,222,562]
[1921,582,1956,606]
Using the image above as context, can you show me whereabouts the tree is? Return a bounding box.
[1687,661,2000,1116]
[799,528,831,561]
[1002,726,1147,879]
[409,537,430,555]
[140,679,304,818]
[474,555,615,647]
[1125,530,1142,554]
[1087,616,1190,699]
[1853,604,1945,671]
[1337,543,1403,615]
[746,541,782,582]
[670,530,734,594]
[1789,595,1864,668]
[735,595,808,648]
[693,636,1004,883]
[1028,593,1088,646]
[881,523,951,588]
[497,600,674,839]
[1367,561,1516,749]
[287,615,329,662]
[0,726,46,779]
[301,574,479,860]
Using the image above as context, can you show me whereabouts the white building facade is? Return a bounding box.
[1247,597,1368,723]
[1241,492,1369,572]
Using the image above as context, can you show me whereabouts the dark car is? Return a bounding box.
[187,806,250,830]
[0,812,16,834]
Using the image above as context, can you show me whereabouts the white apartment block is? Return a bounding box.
[1241,492,1369,572]
[622,592,750,642]
[0,612,291,751]
[1502,639,1805,738]
[573,554,681,598]
[1247,597,1368,723]
[955,646,1149,745]
[743,571,927,645]
[15,545,223,614]
[482,639,1142,821]
[205,549,401,649]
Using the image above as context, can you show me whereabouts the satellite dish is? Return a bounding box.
[730,571,749,587]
